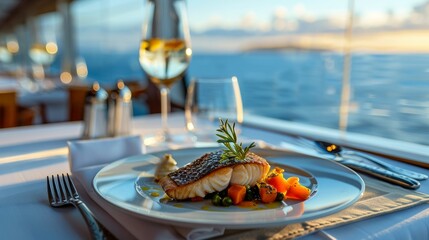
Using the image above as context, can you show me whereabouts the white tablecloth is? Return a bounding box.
[0,113,428,239]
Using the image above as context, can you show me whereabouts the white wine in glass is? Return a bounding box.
[29,42,57,89]
[28,15,58,89]
[139,0,192,146]
[29,42,57,67]
[139,38,190,87]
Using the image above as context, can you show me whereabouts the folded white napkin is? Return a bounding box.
[68,135,225,240]
[68,135,143,172]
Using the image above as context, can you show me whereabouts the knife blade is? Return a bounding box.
[342,159,420,190]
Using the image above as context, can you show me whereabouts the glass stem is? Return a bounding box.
[160,86,171,141]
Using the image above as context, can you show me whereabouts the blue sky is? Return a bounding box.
[73,0,426,31]
[70,0,429,52]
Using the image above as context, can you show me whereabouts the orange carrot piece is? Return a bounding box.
[266,174,290,193]
[286,176,299,185]
[266,167,285,178]
[286,180,311,200]
[227,184,247,205]
[258,183,278,203]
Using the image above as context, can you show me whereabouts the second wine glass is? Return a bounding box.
[185,76,244,143]
[28,14,58,90]
[139,0,192,146]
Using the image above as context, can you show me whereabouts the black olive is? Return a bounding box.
[245,189,254,201]
[204,192,216,199]
[251,185,261,200]
[219,188,228,198]
[276,192,285,201]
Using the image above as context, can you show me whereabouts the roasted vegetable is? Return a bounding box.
[222,197,233,206]
[212,194,222,206]
[286,176,299,185]
[219,188,228,198]
[251,185,260,200]
[227,184,247,205]
[245,186,255,201]
[204,192,217,199]
[276,192,285,201]
[285,177,311,200]
[258,183,278,203]
[266,167,290,193]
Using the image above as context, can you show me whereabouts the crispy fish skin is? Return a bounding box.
[158,151,270,200]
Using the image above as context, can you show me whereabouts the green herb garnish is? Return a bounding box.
[216,119,256,161]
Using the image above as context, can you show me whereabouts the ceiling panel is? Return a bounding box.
[0,0,20,21]
[0,0,75,32]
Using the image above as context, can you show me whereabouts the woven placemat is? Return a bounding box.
[218,175,429,240]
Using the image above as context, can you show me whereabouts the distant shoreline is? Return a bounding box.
[242,29,429,53]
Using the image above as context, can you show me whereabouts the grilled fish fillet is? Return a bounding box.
[158,150,270,200]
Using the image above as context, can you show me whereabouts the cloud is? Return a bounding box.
[240,11,257,30]
[74,0,429,53]
[355,11,390,28]
[412,0,429,16]
[272,6,292,31]
[274,6,287,19]
[194,0,429,36]
[206,14,224,28]
[292,4,315,22]
[406,0,429,26]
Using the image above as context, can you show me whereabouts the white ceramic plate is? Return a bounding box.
[93,147,365,229]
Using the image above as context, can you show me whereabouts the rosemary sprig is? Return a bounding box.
[216,119,256,161]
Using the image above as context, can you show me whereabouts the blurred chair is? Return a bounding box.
[0,90,17,128]
[0,90,36,128]
[67,85,89,121]
[17,106,36,126]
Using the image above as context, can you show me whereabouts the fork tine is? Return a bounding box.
[47,176,53,203]
[51,175,60,203]
[62,174,72,200]
[56,174,66,202]
[66,173,79,199]
[50,174,108,239]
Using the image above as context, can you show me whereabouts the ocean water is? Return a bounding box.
[80,51,429,146]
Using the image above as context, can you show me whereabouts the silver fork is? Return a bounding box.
[47,174,106,240]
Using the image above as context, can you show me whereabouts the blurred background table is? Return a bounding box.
[0,75,68,125]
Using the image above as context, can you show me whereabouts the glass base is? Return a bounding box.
[143,132,192,150]
[143,132,220,150]
[188,132,217,143]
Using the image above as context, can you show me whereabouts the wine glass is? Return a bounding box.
[28,15,58,90]
[0,37,13,66]
[139,0,192,146]
[185,76,244,143]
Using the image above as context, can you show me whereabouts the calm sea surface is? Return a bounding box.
[80,51,429,146]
